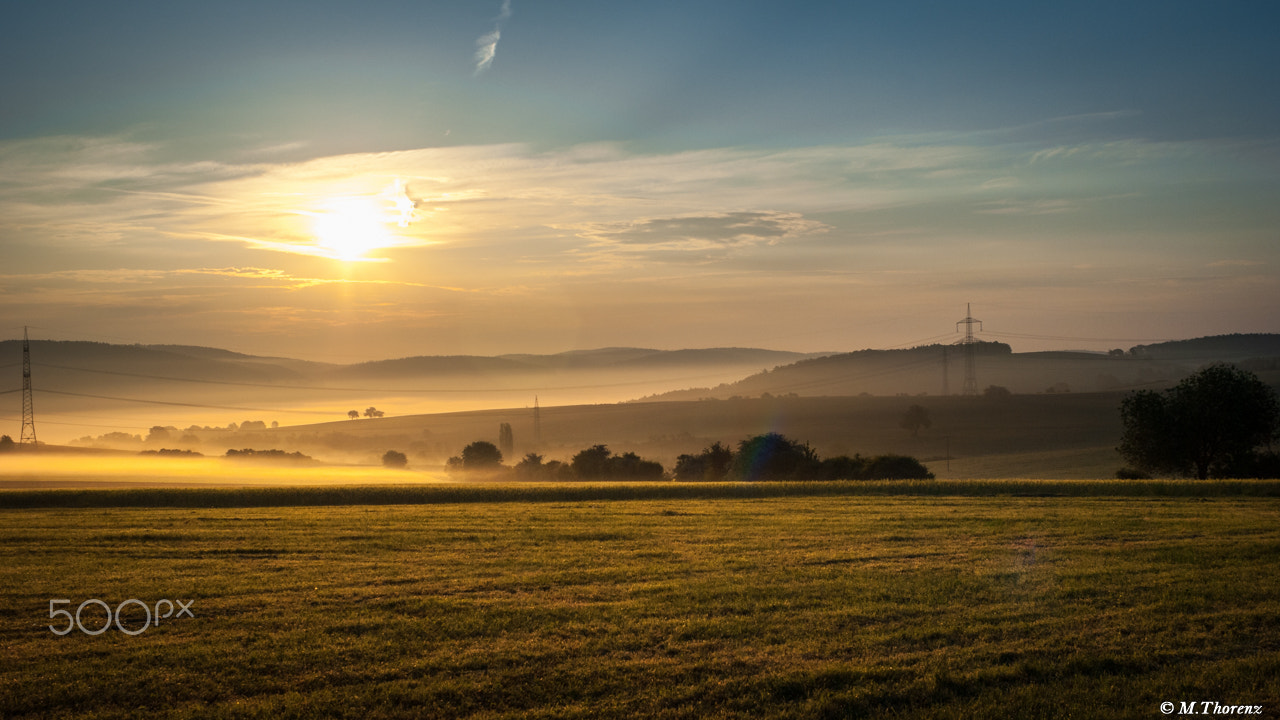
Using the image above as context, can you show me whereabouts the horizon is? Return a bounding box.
[5,328,1277,447]
[2,2,1278,361]
[3,328,1263,365]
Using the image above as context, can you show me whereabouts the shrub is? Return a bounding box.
[382,450,408,469]
[864,454,935,480]
[225,449,314,464]
[816,454,868,480]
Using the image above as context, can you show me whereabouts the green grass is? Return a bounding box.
[3,492,1279,718]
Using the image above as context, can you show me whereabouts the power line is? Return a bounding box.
[36,389,341,416]
[40,363,755,394]
[981,330,1179,344]
[0,414,146,431]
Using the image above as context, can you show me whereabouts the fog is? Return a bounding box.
[0,454,448,489]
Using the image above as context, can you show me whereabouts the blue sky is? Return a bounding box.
[1,1,1278,359]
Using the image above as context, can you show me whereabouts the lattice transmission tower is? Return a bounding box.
[955,304,983,395]
[532,396,542,450]
[21,326,37,445]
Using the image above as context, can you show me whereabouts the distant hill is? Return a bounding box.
[1128,334,1280,362]
[1,340,833,444]
[638,334,1280,401]
[12,334,1279,450]
[329,347,826,379]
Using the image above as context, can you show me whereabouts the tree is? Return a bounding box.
[730,433,819,481]
[514,452,545,480]
[348,410,360,420]
[1119,364,1280,479]
[899,404,932,437]
[570,445,613,479]
[0,435,13,451]
[498,423,514,457]
[364,407,385,418]
[674,441,734,481]
[460,440,503,469]
[983,385,1012,400]
[815,454,868,480]
[610,451,665,480]
[382,450,408,469]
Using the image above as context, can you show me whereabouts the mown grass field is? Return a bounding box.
[2,484,1279,719]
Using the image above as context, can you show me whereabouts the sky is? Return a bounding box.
[2,0,1278,361]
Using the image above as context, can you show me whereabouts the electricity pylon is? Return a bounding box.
[21,327,36,445]
[955,304,983,395]
[533,396,542,450]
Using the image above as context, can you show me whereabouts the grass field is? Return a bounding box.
[2,485,1279,718]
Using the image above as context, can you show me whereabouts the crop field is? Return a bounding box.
[2,483,1279,719]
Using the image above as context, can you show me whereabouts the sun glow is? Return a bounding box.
[308,180,419,262]
[311,197,395,262]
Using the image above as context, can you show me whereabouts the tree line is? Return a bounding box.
[675,433,934,481]
[440,432,934,482]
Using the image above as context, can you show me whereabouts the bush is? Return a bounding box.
[382,450,408,469]
[225,449,314,464]
[139,449,204,457]
[816,455,868,480]
[864,454,935,480]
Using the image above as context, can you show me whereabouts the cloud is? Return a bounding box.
[577,212,830,254]
[474,0,512,75]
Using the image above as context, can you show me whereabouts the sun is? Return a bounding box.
[310,197,395,262]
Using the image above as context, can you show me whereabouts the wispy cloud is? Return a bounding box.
[474,0,512,75]
[577,211,830,256]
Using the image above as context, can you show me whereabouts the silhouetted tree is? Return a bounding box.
[499,423,514,457]
[610,451,665,480]
[382,450,408,469]
[348,410,360,420]
[899,404,932,437]
[816,454,868,480]
[983,385,1012,400]
[514,452,545,480]
[674,441,734,481]
[460,440,503,469]
[730,433,819,481]
[364,407,385,418]
[0,435,13,451]
[569,445,665,480]
[864,454,935,480]
[571,445,614,479]
[1119,364,1280,479]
